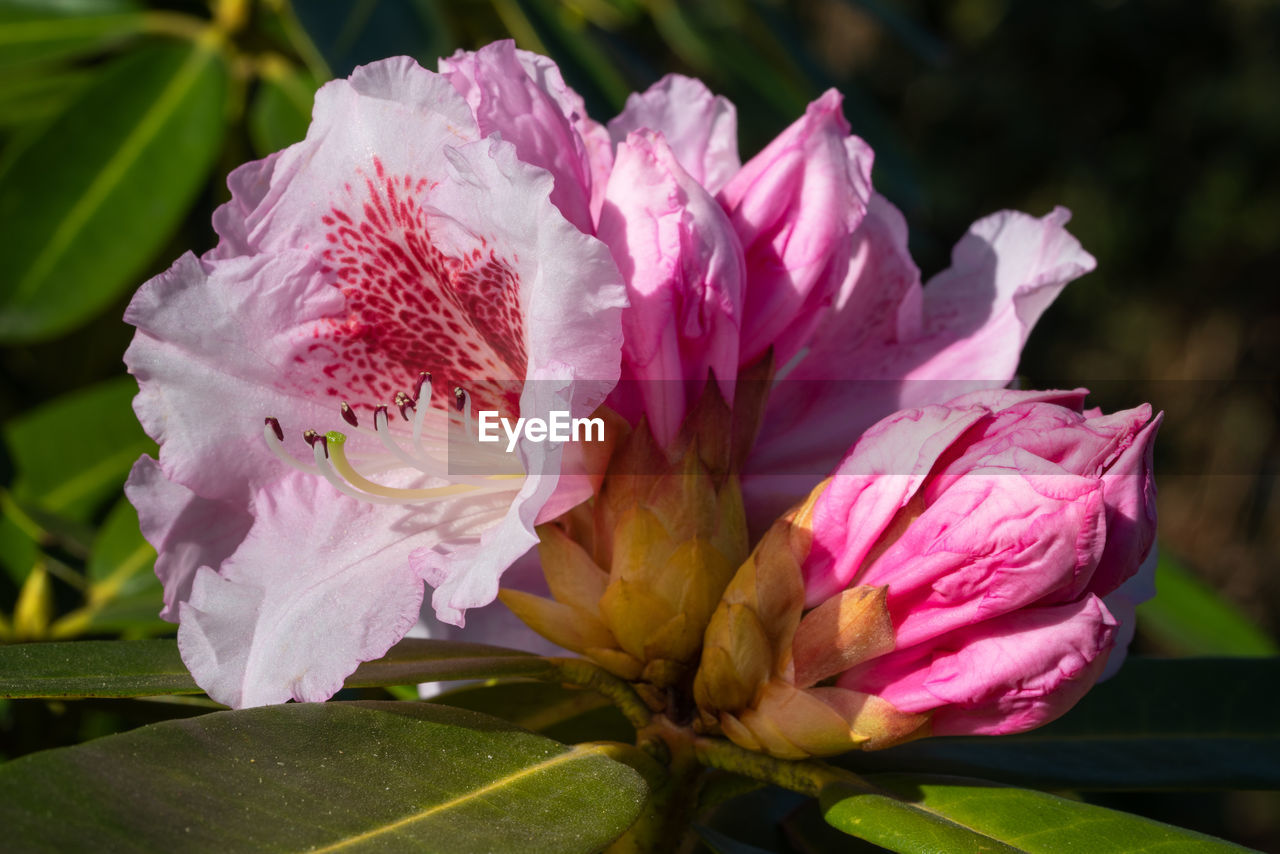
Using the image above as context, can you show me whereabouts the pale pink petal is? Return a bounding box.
[439,41,599,233]
[745,207,1095,519]
[608,74,740,194]
[124,456,253,621]
[719,90,873,367]
[177,471,427,707]
[597,130,745,445]
[206,152,281,261]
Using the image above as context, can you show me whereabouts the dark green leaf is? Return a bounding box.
[86,497,154,591]
[0,0,144,71]
[3,378,152,521]
[0,701,648,853]
[247,61,319,156]
[0,638,553,698]
[345,637,555,686]
[0,639,193,697]
[821,775,1254,853]
[0,40,228,342]
[435,680,634,744]
[841,657,1280,790]
[1138,554,1278,656]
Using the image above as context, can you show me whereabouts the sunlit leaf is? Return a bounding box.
[0,40,228,342]
[821,774,1253,853]
[0,702,649,853]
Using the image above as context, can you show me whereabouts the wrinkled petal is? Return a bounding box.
[608,74,740,194]
[1092,413,1161,596]
[177,471,427,707]
[597,130,745,445]
[124,456,253,621]
[719,90,873,368]
[805,402,991,603]
[440,41,602,233]
[845,595,1117,736]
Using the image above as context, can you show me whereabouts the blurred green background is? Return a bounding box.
[0,0,1276,847]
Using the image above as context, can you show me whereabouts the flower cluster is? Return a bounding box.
[125,40,1156,750]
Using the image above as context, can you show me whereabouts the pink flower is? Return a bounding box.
[125,56,625,707]
[694,389,1160,757]
[813,389,1160,732]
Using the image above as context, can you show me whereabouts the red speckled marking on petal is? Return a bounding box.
[307,158,526,415]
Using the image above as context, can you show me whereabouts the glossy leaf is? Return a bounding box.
[821,775,1253,853]
[3,378,152,521]
[0,637,553,699]
[842,657,1280,790]
[0,0,144,71]
[1138,554,1278,656]
[0,40,228,342]
[0,701,649,853]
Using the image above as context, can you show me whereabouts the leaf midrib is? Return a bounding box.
[308,744,610,852]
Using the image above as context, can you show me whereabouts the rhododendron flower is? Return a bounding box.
[125,39,1117,715]
[125,56,625,707]
[694,389,1160,758]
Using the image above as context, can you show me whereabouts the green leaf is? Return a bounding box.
[1138,554,1278,656]
[3,378,152,521]
[0,638,554,698]
[821,775,1255,853]
[0,701,649,853]
[0,639,194,698]
[842,657,1280,790]
[0,39,228,342]
[86,497,155,591]
[247,60,319,156]
[0,0,145,71]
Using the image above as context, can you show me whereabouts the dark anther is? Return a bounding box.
[340,401,359,427]
[265,417,285,442]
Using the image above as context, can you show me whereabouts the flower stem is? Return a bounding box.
[692,736,875,798]
[545,657,653,731]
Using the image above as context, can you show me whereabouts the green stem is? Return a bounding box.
[693,736,875,798]
[545,657,653,731]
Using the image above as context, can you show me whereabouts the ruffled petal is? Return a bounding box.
[608,74,740,194]
[440,41,601,233]
[124,456,253,621]
[719,90,873,367]
[745,206,1095,521]
[176,471,429,707]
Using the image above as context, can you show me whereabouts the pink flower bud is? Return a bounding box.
[805,389,1160,736]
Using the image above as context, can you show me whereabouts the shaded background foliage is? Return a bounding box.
[0,0,1276,849]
